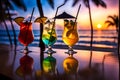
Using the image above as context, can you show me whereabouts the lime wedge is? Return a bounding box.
[34,17,47,23]
[14,17,24,26]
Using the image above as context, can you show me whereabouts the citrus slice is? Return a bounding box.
[64,19,69,26]
[34,16,47,24]
[15,66,23,77]
[14,17,24,26]
[66,29,73,37]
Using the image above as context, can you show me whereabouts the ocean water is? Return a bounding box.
[0,29,117,48]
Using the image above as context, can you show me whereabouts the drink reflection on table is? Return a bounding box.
[15,53,34,80]
[35,54,58,80]
[58,53,79,80]
[43,54,57,75]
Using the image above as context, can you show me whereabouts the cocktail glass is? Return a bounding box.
[62,19,79,55]
[14,17,34,53]
[18,21,34,53]
[42,20,57,54]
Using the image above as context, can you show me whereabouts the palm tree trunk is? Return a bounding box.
[3,19,13,46]
[6,0,17,46]
[87,0,93,68]
[36,0,45,51]
[118,18,120,60]
[36,0,45,70]
[0,0,12,46]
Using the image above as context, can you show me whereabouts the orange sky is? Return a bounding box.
[41,0,119,30]
[4,0,118,30]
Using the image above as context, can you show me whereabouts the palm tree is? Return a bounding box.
[0,0,26,46]
[105,15,119,57]
[0,1,13,46]
[105,15,119,34]
[36,0,47,70]
[72,0,107,67]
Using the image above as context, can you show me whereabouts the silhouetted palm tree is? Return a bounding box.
[72,0,107,67]
[0,0,13,45]
[105,15,119,57]
[105,15,119,34]
[0,0,26,46]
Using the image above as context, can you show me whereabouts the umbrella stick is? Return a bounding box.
[73,4,81,29]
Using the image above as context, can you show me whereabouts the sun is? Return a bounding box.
[97,24,102,29]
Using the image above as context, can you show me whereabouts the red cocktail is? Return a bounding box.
[18,21,34,46]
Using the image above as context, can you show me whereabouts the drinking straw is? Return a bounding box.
[47,2,66,51]
[73,4,81,28]
[29,7,35,23]
[24,8,35,47]
[49,2,66,38]
[52,2,66,29]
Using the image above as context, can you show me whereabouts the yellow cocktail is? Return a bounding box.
[62,20,79,54]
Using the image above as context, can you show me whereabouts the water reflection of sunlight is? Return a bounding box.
[95,30,102,41]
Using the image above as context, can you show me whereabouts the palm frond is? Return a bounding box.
[107,15,115,21]
[12,0,27,11]
[107,15,119,27]
[64,0,69,3]
[47,0,54,9]
[72,0,80,7]
[105,21,114,27]
[92,0,106,8]
[83,0,89,7]
[107,23,114,28]
[105,20,113,24]
[0,0,14,10]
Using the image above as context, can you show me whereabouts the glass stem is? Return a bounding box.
[24,46,28,50]
[69,46,73,51]
[68,46,77,55]
[24,46,29,54]
[48,45,52,50]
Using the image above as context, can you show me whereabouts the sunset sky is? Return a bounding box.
[12,0,119,30]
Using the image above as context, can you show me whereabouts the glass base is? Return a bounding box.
[44,46,56,54]
[44,49,56,54]
[17,46,32,54]
[23,47,32,54]
[65,46,77,55]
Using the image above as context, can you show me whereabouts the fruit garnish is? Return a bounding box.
[34,16,47,23]
[70,20,74,26]
[14,17,24,26]
[66,30,73,37]
[64,19,69,26]
[15,66,23,77]
[66,30,77,39]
